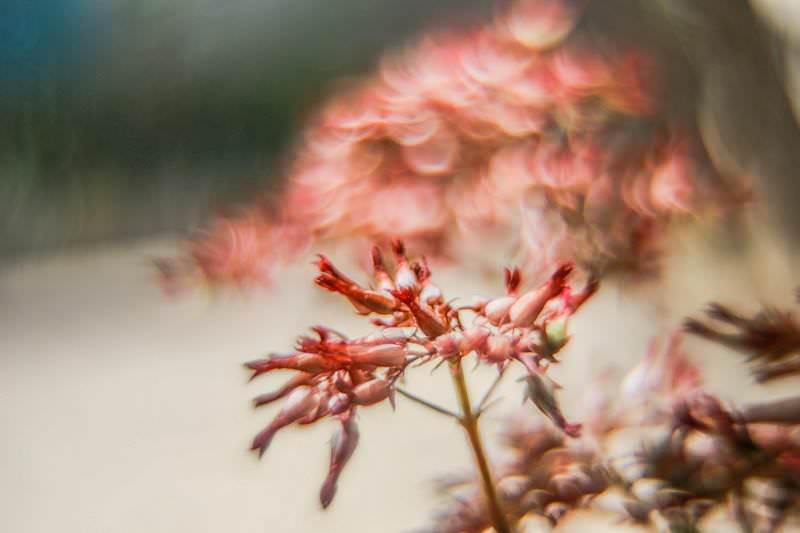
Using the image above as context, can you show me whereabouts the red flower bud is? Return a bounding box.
[245,352,338,378]
[509,265,571,328]
[251,387,320,457]
[252,372,314,407]
[320,415,360,508]
[352,379,393,406]
[347,344,407,367]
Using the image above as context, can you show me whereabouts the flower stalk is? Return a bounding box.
[450,358,512,533]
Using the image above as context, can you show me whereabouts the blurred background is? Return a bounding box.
[4,1,800,532]
[3,0,800,259]
[0,0,498,257]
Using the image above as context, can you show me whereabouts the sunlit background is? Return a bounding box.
[4,1,800,532]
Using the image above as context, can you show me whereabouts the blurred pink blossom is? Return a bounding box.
[165,0,749,288]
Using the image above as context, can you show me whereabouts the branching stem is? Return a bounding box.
[449,358,512,533]
[475,369,506,416]
[395,386,460,419]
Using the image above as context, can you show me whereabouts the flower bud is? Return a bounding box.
[348,344,406,367]
[332,371,354,393]
[252,372,314,407]
[394,287,448,338]
[524,372,581,437]
[509,265,571,327]
[251,387,319,457]
[245,352,338,378]
[298,399,330,425]
[371,246,396,294]
[509,287,555,328]
[392,241,418,291]
[434,332,462,359]
[483,334,515,363]
[543,316,569,353]
[485,296,516,325]
[419,282,444,306]
[460,326,490,355]
[361,327,407,345]
[320,415,359,508]
[328,393,351,415]
[352,379,393,406]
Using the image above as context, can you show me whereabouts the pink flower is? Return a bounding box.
[163,0,747,289]
[247,242,598,506]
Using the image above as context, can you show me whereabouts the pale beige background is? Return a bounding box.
[2,228,798,532]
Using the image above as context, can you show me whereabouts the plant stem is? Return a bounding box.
[395,386,460,419]
[475,369,506,415]
[449,359,512,533]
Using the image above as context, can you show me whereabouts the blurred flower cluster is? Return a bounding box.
[164,0,748,289]
[428,333,800,532]
[686,298,800,384]
[247,241,595,510]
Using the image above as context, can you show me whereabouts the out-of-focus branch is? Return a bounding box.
[739,396,800,424]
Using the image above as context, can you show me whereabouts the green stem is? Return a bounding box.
[449,359,512,533]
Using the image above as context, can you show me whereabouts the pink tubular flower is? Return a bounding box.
[320,413,359,508]
[247,242,598,507]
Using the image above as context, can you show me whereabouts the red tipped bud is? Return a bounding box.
[515,267,573,328]
[392,240,418,291]
[371,246,396,294]
[393,287,449,338]
[524,373,581,438]
[504,266,522,295]
[509,276,564,328]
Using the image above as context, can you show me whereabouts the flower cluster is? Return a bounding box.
[246,241,596,508]
[164,0,748,289]
[428,332,800,532]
